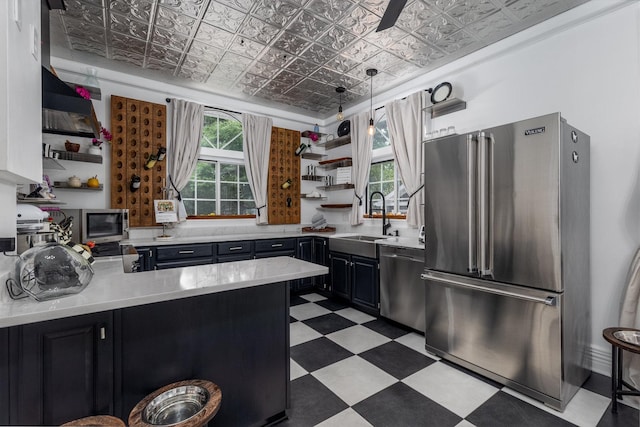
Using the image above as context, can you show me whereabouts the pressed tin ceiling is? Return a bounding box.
[49,0,589,118]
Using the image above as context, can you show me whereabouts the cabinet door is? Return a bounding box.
[135,247,154,271]
[11,312,114,425]
[296,238,314,292]
[351,255,379,313]
[312,238,329,290]
[0,328,8,426]
[329,252,351,300]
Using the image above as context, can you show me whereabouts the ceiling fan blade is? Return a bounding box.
[376,0,408,32]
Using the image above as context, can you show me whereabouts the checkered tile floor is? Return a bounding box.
[278,293,640,427]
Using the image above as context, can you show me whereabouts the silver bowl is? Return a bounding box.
[613,330,640,346]
[143,385,209,425]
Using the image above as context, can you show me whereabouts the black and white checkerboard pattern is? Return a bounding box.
[280,293,639,427]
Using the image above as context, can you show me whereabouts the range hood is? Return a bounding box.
[41,0,100,138]
[42,67,100,138]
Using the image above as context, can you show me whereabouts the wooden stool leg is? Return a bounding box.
[611,345,617,413]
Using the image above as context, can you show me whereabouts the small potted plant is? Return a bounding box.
[89,127,112,155]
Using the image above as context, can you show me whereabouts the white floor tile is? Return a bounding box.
[327,325,391,354]
[290,321,322,346]
[395,332,440,360]
[502,386,610,427]
[315,408,373,427]
[290,302,331,321]
[455,420,476,427]
[403,362,499,418]
[290,358,307,381]
[313,356,398,406]
[300,293,327,302]
[335,307,376,324]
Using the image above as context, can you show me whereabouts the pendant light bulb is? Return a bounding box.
[335,86,346,122]
[365,69,378,137]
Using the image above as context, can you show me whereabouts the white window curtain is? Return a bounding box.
[620,248,640,400]
[350,111,373,225]
[242,113,273,224]
[385,91,424,228]
[169,98,205,221]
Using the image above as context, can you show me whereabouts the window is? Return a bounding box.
[182,110,255,218]
[366,112,409,216]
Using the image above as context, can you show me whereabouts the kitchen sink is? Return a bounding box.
[329,235,387,258]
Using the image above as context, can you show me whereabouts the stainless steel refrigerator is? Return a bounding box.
[421,112,590,411]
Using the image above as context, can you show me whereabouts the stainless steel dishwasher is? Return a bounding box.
[379,245,425,332]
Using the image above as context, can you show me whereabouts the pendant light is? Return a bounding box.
[366,68,378,136]
[336,86,346,121]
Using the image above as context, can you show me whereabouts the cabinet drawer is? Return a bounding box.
[254,250,295,259]
[156,244,214,261]
[217,241,253,255]
[255,238,295,253]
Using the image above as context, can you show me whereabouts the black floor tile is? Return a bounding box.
[439,358,504,389]
[315,298,350,312]
[353,382,462,427]
[597,401,640,427]
[303,313,356,335]
[466,391,576,427]
[290,337,354,372]
[277,374,348,426]
[359,341,435,380]
[289,316,297,323]
[583,371,612,398]
[363,318,412,339]
[290,295,308,306]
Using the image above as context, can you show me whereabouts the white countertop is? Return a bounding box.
[123,231,333,247]
[0,256,327,328]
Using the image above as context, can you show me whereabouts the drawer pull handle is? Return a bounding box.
[178,250,195,254]
[100,327,106,340]
[229,246,243,251]
[271,243,283,248]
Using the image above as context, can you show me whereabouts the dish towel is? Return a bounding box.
[620,247,640,401]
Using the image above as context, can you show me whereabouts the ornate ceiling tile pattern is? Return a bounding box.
[50,0,589,117]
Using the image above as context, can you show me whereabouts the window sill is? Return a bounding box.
[187,214,256,220]
[365,213,406,220]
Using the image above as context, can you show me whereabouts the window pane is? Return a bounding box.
[196,201,216,216]
[184,200,195,215]
[201,116,218,149]
[218,119,243,151]
[220,163,238,181]
[240,201,255,215]
[182,181,195,198]
[198,182,216,199]
[369,163,381,182]
[239,165,248,182]
[373,115,390,150]
[220,182,238,199]
[220,201,237,215]
[196,161,216,180]
[239,183,252,200]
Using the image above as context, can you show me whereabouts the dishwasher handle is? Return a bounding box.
[420,272,557,306]
[380,253,423,263]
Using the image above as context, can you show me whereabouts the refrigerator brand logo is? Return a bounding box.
[524,126,546,136]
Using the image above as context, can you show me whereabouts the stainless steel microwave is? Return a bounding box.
[80,208,129,244]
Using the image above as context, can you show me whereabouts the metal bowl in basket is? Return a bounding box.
[143,385,209,425]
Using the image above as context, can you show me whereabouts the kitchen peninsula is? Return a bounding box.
[0,256,327,426]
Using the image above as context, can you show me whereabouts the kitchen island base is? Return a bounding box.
[6,282,290,426]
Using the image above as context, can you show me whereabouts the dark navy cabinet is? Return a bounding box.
[8,312,114,425]
[154,243,215,270]
[296,237,314,292]
[312,237,329,290]
[217,240,253,262]
[329,252,379,315]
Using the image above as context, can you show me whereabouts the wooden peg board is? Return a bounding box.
[110,95,166,227]
[267,127,300,224]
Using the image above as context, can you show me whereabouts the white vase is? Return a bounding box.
[88,146,102,156]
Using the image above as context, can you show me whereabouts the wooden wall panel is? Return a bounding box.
[267,127,300,224]
[110,96,166,227]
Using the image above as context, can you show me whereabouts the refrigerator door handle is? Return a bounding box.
[420,272,557,306]
[478,132,493,277]
[467,134,478,273]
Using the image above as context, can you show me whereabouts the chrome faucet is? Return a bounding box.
[369,191,392,236]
